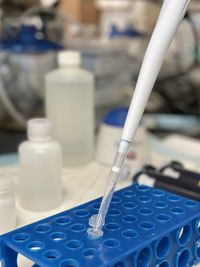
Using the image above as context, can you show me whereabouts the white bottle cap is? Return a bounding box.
[0,171,13,194]
[96,0,131,10]
[58,51,81,67]
[28,118,52,141]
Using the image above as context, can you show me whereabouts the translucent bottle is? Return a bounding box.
[0,171,16,234]
[45,51,94,167]
[18,118,62,212]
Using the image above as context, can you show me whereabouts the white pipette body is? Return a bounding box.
[122,0,191,143]
[87,0,191,239]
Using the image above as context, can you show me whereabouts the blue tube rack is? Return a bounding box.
[1,183,200,267]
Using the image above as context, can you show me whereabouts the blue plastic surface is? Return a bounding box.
[103,108,128,127]
[0,25,62,52]
[1,183,200,267]
[110,25,142,38]
[0,153,18,166]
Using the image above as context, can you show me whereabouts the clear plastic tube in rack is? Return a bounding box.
[87,140,130,238]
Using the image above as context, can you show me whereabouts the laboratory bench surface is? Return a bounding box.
[0,134,200,266]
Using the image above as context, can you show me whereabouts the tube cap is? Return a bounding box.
[58,51,81,67]
[28,118,52,141]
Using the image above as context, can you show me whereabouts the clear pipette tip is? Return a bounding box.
[87,140,130,239]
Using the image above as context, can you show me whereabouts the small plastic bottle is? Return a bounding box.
[45,51,94,167]
[0,171,16,234]
[18,118,62,212]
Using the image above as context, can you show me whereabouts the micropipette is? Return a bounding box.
[87,0,191,239]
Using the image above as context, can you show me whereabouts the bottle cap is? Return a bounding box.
[28,118,52,141]
[0,171,13,194]
[96,0,131,10]
[58,51,81,67]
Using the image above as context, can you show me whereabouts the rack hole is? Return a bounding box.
[35,224,51,233]
[138,196,152,203]
[155,214,171,223]
[108,209,121,216]
[50,232,66,242]
[122,215,137,223]
[138,208,153,216]
[113,261,126,267]
[155,237,170,259]
[111,196,121,204]
[92,203,100,211]
[167,195,181,202]
[83,248,97,259]
[105,223,120,231]
[43,250,61,260]
[66,240,82,250]
[154,201,167,209]
[152,189,165,197]
[70,224,86,232]
[176,225,192,246]
[123,190,136,198]
[55,217,71,226]
[60,259,79,267]
[184,200,199,208]
[170,207,185,215]
[74,209,89,218]
[156,261,169,267]
[175,249,190,267]
[13,233,29,242]
[139,222,155,231]
[136,247,152,267]
[28,241,44,252]
[123,202,136,209]
[122,229,138,239]
[103,239,120,249]
[137,185,150,192]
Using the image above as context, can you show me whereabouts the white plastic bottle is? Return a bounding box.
[18,118,62,212]
[45,51,94,167]
[0,171,16,234]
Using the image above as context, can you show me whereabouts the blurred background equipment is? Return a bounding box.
[133,161,200,201]
[0,24,62,129]
[0,0,199,153]
[66,38,136,126]
[96,0,133,38]
[0,3,64,130]
[59,0,99,26]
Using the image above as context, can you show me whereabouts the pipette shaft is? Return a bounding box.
[122,0,191,143]
[88,0,191,239]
